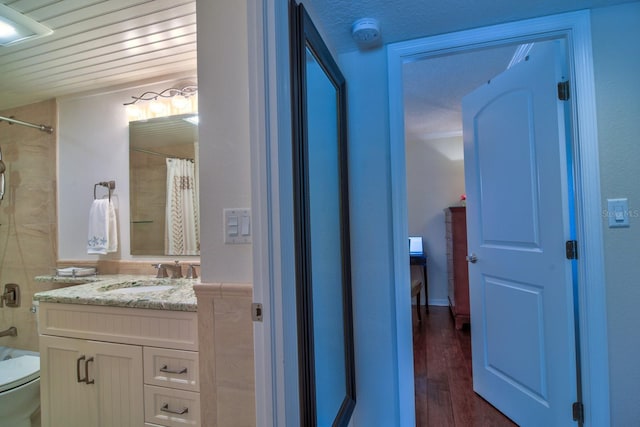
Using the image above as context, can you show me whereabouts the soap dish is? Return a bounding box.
[56,267,97,277]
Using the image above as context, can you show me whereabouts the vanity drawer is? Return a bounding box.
[144,347,199,392]
[144,385,201,427]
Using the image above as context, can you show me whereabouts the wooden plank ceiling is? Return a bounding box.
[0,0,197,111]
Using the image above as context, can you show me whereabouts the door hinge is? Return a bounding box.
[252,303,263,322]
[566,240,578,260]
[572,401,584,424]
[558,80,570,101]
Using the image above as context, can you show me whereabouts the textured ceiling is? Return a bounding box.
[304,0,635,141]
[402,44,517,143]
[305,0,634,54]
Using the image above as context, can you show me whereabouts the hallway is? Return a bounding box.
[413,306,518,426]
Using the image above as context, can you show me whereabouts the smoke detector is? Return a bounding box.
[351,18,381,48]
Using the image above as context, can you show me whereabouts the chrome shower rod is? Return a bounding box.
[131,147,194,161]
[0,115,54,134]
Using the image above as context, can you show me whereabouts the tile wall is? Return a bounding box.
[194,282,256,426]
[0,100,59,351]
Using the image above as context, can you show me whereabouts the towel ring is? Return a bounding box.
[94,181,116,201]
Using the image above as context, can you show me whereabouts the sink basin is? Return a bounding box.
[104,285,174,295]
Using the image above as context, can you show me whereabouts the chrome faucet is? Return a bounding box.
[0,326,17,337]
[186,264,200,279]
[152,261,183,279]
[152,263,169,278]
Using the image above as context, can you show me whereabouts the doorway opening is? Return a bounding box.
[388,11,609,426]
[404,39,574,425]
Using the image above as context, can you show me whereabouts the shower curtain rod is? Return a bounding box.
[131,147,194,161]
[0,115,54,134]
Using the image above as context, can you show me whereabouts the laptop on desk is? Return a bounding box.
[409,236,424,257]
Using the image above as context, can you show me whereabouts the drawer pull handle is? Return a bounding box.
[84,357,95,384]
[160,365,188,375]
[76,355,95,384]
[161,403,189,415]
[76,355,86,383]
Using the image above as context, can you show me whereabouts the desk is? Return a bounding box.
[410,254,428,318]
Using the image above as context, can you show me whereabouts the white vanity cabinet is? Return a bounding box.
[39,335,144,427]
[38,302,200,427]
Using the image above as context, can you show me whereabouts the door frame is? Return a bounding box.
[387,10,609,426]
[248,0,300,425]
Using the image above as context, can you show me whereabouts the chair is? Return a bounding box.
[411,279,424,321]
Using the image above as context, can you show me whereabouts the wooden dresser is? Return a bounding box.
[445,206,470,329]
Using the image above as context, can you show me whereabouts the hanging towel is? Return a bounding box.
[87,199,118,254]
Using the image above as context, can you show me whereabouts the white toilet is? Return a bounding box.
[0,354,41,427]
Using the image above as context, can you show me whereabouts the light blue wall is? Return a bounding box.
[292,4,410,424]
[591,2,640,425]
[338,48,406,426]
[280,2,640,426]
[335,3,640,425]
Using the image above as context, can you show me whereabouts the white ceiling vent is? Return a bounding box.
[351,18,381,48]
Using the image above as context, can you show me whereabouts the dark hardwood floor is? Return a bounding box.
[413,305,518,427]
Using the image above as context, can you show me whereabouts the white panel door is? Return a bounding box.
[462,40,578,426]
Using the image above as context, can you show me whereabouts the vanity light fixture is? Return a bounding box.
[124,84,198,121]
[123,84,198,106]
[0,3,53,46]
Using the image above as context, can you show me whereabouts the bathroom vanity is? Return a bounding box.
[34,276,200,427]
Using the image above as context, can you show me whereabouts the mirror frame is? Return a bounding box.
[289,1,356,426]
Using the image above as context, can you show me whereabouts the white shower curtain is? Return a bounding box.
[165,158,200,255]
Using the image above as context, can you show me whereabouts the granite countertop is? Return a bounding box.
[33,275,198,312]
[35,273,107,284]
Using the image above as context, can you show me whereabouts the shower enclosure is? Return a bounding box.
[0,114,53,205]
[0,102,57,353]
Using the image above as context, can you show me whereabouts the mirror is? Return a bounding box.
[290,2,356,425]
[129,113,200,256]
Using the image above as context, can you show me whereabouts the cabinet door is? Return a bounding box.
[40,335,144,427]
[90,340,144,427]
[39,335,96,427]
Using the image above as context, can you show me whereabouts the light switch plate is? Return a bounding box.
[224,208,252,243]
[607,198,630,228]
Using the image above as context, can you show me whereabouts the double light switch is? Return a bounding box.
[224,208,252,243]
